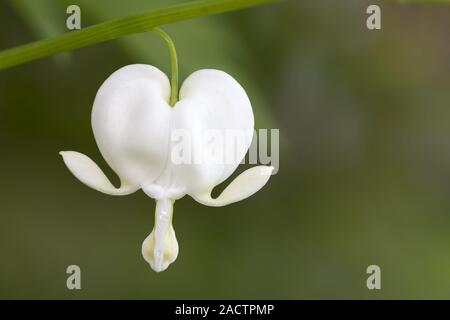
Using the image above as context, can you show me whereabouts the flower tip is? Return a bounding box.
[142,233,178,273]
[261,166,275,176]
[149,260,169,273]
[59,151,74,159]
[141,211,179,273]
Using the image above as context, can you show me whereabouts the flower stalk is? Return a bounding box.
[153,28,179,106]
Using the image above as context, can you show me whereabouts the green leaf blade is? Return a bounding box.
[0,0,275,70]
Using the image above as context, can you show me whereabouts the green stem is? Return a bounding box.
[153,28,178,107]
[0,0,276,71]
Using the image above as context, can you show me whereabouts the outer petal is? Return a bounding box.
[170,69,254,196]
[60,151,138,195]
[92,64,172,188]
[192,166,273,206]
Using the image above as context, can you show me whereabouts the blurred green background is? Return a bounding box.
[1,0,450,299]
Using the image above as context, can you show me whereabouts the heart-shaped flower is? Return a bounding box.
[60,64,273,272]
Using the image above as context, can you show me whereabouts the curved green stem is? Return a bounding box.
[0,0,276,71]
[153,28,178,107]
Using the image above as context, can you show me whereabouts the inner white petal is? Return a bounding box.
[141,198,179,272]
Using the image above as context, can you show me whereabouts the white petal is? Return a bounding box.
[192,166,273,207]
[170,69,254,195]
[92,64,172,188]
[60,151,138,195]
[141,199,178,272]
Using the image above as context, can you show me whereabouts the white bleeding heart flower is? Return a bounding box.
[60,64,273,272]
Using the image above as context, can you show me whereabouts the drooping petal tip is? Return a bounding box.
[59,150,137,196]
[192,165,274,207]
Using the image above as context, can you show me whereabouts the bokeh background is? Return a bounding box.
[1,0,450,299]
